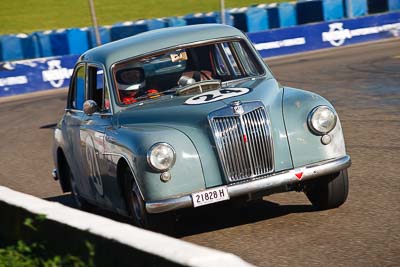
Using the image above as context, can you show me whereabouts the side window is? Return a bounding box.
[232,42,264,76]
[213,44,229,77]
[221,43,242,76]
[70,65,85,110]
[88,66,110,112]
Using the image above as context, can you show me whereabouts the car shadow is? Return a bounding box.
[45,194,317,238]
[173,200,316,237]
[45,194,132,224]
[46,194,77,208]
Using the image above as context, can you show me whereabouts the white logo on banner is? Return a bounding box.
[0,76,28,87]
[254,37,306,51]
[322,23,350,47]
[42,60,73,88]
[322,22,400,47]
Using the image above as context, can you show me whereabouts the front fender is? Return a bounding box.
[282,87,347,168]
[105,124,205,201]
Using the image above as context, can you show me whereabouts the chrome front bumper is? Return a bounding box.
[145,155,351,214]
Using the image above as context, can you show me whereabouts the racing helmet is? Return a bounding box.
[116,67,146,91]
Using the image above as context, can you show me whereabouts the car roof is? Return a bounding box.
[80,24,246,68]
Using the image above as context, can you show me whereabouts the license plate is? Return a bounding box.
[192,186,230,208]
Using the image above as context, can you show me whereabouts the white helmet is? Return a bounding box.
[116,67,146,91]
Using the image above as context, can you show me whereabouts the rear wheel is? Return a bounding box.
[305,169,349,210]
[122,167,175,232]
[66,162,92,211]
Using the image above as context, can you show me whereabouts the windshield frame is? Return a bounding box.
[110,36,271,108]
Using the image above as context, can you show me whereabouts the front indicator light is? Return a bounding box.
[160,171,172,182]
[321,134,332,145]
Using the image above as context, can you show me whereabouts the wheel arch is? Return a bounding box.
[282,87,347,167]
[116,156,144,200]
[116,156,147,217]
[56,147,71,193]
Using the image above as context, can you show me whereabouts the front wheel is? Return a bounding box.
[122,168,174,232]
[305,169,349,210]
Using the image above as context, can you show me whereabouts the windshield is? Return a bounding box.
[113,40,266,106]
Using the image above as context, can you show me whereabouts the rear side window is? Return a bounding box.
[213,45,228,76]
[69,65,86,110]
[232,42,263,76]
[221,43,242,76]
[210,41,265,81]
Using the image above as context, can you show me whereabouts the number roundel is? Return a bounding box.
[85,136,104,196]
[184,88,250,105]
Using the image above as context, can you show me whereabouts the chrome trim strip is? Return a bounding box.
[146,155,351,214]
[241,112,255,176]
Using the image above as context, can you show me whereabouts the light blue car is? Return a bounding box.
[52,24,351,229]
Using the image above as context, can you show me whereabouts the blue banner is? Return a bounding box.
[249,12,400,58]
[0,12,399,97]
[0,55,78,97]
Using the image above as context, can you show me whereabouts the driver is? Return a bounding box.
[116,67,159,104]
[116,67,145,104]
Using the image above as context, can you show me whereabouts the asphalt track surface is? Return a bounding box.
[0,38,399,266]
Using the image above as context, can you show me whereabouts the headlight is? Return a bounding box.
[308,106,337,135]
[147,143,176,172]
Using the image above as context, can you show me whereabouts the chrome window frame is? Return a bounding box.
[87,62,114,116]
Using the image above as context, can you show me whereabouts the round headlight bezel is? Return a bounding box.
[308,106,337,135]
[147,142,176,172]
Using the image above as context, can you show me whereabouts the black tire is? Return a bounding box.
[66,162,92,211]
[305,169,349,210]
[122,168,175,233]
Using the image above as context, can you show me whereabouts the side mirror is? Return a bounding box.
[83,100,98,115]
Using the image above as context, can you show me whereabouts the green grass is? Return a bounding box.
[0,240,93,267]
[0,217,95,267]
[0,0,285,34]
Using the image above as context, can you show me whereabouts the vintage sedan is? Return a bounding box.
[52,24,351,228]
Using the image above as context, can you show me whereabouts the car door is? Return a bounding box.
[80,64,121,208]
[63,63,93,199]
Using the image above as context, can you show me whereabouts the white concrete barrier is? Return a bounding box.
[0,186,254,267]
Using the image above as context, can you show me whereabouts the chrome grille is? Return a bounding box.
[209,101,274,183]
